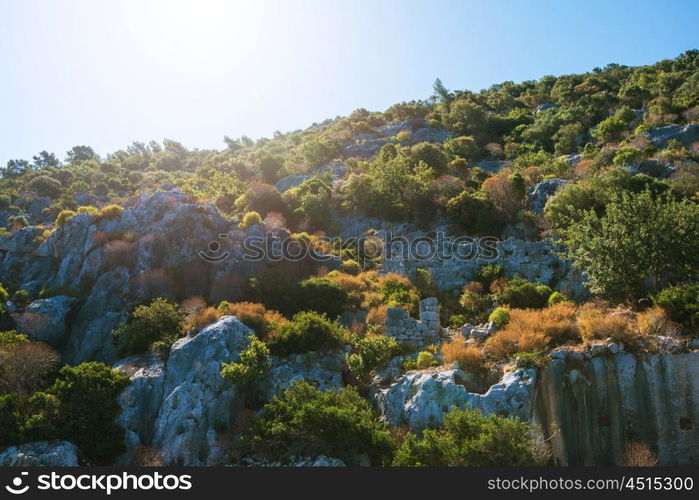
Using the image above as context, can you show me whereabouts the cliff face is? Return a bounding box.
[534,351,699,466]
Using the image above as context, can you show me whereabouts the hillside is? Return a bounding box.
[0,50,698,467]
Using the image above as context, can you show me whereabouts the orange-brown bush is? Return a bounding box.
[0,341,60,396]
[366,305,388,330]
[218,301,287,339]
[577,303,637,344]
[622,441,658,467]
[328,272,368,308]
[441,340,484,373]
[636,307,680,337]
[186,306,221,330]
[484,304,578,359]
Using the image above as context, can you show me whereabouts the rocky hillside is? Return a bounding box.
[0,50,698,467]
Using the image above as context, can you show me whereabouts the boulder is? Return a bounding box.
[643,124,699,149]
[151,316,253,465]
[0,441,79,466]
[528,179,569,215]
[12,295,76,347]
[275,174,310,193]
[260,350,344,401]
[375,368,536,432]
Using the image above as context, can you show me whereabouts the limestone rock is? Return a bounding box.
[375,368,536,432]
[12,295,76,347]
[151,316,253,465]
[0,441,79,466]
[528,179,569,215]
[260,350,344,401]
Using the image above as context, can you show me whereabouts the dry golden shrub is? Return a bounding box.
[577,303,637,343]
[133,446,164,466]
[636,307,680,337]
[328,272,368,307]
[622,441,659,466]
[485,304,579,359]
[219,301,287,338]
[441,340,484,373]
[186,306,221,330]
[366,305,388,330]
[0,341,60,396]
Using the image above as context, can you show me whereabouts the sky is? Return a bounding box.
[1,0,698,166]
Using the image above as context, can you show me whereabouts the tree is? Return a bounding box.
[32,151,59,168]
[113,298,184,355]
[28,175,62,198]
[556,191,699,299]
[65,145,96,165]
[2,159,30,178]
[433,78,453,103]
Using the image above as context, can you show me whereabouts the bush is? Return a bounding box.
[346,334,403,379]
[298,277,348,319]
[393,407,549,466]
[477,264,504,289]
[0,341,60,397]
[45,362,130,464]
[459,284,491,323]
[9,215,28,230]
[636,307,680,337]
[97,204,124,221]
[55,209,76,227]
[220,335,270,387]
[622,441,659,467]
[498,277,552,309]
[245,380,395,465]
[266,311,349,356]
[488,307,510,328]
[654,284,699,330]
[218,301,287,339]
[514,351,549,369]
[485,304,578,358]
[113,298,184,356]
[577,303,637,344]
[0,283,8,303]
[378,274,420,313]
[547,291,570,306]
[416,351,438,369]
[13,290,30,307]
[185,306,221,331]
[440,341,484,373]
[240,211,262,229]
[76,205,99,216]
[28,175,63,198]
[339,259,361,276]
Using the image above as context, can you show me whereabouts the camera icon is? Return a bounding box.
[5,471,29,495]
[199,234,231,263]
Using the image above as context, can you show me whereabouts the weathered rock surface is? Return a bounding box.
[375,367,535,432]
[12,295,76,346]
[643,124,699,149]
[535,351,699,466]
[260,350,344,400]
[0,441,79,466]
[150,316,252,465]
[528,179,569,215]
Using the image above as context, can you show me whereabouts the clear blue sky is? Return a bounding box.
[1,0,698,165]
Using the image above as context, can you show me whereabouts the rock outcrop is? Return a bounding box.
[260,350,344,401]
[528,179,568,215]
[375,367,536,432]
[12,295,76,347]
[0,441,79,466]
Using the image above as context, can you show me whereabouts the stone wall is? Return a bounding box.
[384,297,441,349]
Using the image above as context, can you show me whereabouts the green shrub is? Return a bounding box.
[0,283,8,303]
[339,259,361,276]
[514,351,549,369]
[76,205,100,216]
[547,291,570,306]
[55,209,76,227]
[113,298,184,356]
[45,362,130,464]
[488,307,510,328]
[8,214,28,229]
[498,278,552,309]
[0,330,28,349]
[220,335,270,387]
[266,311,349,356]
[449,314,467,329]
[477,264,504,289]
[408,351,438,370]
[298,277,348,319]
[346,335,403,379]
[392,407,549,466]
[240,211,262,229]
[246,380,395,465]
[98,204,124,221]
[13,290,30,307]
[655,284,699,330]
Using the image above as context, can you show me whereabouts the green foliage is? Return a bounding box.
[498,277,552,309]
[8,214,28,229]
[392,407,549,466]
[45,362,130,463]
[28,175,63,198]
[13,290,30,307]
[76,205,100,216]
[416,351,438,369]
[55,209,76,227]
[0,330,28,349]
[547,291,570,306]
[240,210,262,229]
[298,277,348,319]
[266,311,349,356]
[220,335,270,387]
[339,259,360,275]
[346,335,403,379]
[246,380,395,465]
[654,283,699,330]
[444,135,480,162]
[98,204,124,221]
[0,283,8,303]
[557,191,699,299]
[514,351,549,369]
[488,307,510,328]
[446,190,501,236]
[113,298,184,356]
[477,264,504,289]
